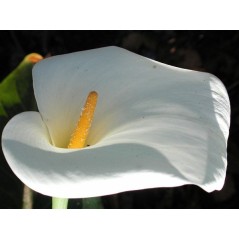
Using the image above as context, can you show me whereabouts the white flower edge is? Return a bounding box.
[2,110,227,198]
[2,46,230,198]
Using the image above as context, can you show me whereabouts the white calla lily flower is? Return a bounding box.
[2,46,230,198]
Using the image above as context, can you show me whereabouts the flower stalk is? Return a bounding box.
[52,197,68,209]
[22,185,33,209]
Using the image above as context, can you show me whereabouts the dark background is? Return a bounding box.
[0,30,238,209]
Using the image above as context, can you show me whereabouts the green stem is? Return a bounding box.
[22,185,33,209]
[52,197,69,209]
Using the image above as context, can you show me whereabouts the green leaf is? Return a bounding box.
[0,101,7,116]
[82,197,104,209]
[0,53,43,117]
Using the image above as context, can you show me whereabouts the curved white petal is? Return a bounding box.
[2,47,230,198]
[2,111,228,198]
[32,46,230,149]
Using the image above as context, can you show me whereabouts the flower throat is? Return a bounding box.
[68,91,98,149]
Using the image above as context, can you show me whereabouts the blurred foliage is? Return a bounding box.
[0,53,42,116]
[0,51,42,209]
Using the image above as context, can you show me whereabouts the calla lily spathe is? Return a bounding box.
[2,46,230,198]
